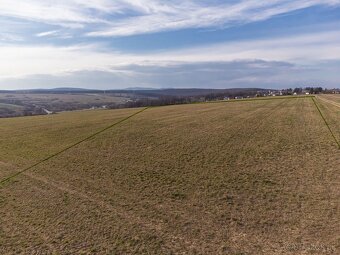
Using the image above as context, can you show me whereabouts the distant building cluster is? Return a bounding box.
[255,87,336,97]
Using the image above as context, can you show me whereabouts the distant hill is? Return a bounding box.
[0,88,99,94]
[114,88,273,97]
[124,87,157,90]
[50,87,92,91]
[0,87,274,97]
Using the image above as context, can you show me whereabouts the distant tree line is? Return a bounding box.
[282,87,324,95]
[110,89,269,109]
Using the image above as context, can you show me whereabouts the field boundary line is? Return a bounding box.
[0,107,149,187]
[311,97,340,149]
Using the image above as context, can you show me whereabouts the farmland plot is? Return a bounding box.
[317,95,340,143]
[0,108,140,179]
[0,98,339,254]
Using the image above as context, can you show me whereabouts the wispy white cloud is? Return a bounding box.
[36,30,60,37]
[0,0,106,28]
[35,30,73,39]
[86,0,340,37]
[0,0,339,36]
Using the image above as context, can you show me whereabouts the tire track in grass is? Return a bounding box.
[317,95,340,108]
[312,97,340,149]
[0,107,149,187]
[1,166,203,253]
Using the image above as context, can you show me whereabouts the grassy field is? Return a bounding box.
[0,103,24,109]
[0,108,140,178]
[0,93,129,105]
[0,96,339,254]
[0,103,25,116]
[0,93,131,117]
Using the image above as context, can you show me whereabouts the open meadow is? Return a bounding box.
[0,96,339,254]
[0,93,129,105]
[0,93,131,117]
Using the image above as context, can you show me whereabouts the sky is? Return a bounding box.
[0,0,340,90]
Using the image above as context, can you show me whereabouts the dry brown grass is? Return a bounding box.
[0,108,140,179]
[0,98,339,254]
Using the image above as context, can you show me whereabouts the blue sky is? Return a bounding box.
[0,0,340,89]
